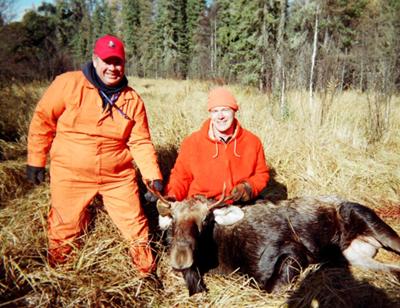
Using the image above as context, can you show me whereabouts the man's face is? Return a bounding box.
[93,54,125,86]
[209,106,235,133]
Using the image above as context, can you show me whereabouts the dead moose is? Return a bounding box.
[156,194,400,296]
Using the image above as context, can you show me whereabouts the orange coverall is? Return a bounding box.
[27,71,162,274]
[166,119,269,201]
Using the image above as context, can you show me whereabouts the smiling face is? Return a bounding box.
[209,106,236,134]
[92,54,125,86]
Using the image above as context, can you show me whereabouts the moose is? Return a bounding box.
[155,193,400,296]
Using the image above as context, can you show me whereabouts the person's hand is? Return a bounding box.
[231,182,252,202]
[144,179,163,202]
[26,165,46,185]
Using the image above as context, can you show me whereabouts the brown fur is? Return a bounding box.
[161,196,400,296]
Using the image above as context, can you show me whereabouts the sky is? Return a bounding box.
[15,0,51,21]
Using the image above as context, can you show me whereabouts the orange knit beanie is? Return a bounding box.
[207,87,238,111]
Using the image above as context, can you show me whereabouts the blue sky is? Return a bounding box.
[15,0,51,20]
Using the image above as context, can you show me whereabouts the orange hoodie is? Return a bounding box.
[27,71,162,183]
[166,119,269,201]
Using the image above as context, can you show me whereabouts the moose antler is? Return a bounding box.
[145,180,171,207]
[208,183,233,210]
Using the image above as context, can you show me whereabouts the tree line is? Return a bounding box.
[0,0,399,94]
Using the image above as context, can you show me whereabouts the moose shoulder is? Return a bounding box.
[157,195,400,296]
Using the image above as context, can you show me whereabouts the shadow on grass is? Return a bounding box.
[259,167,288,202]
[286,264,397,308]
[0,163,46,209]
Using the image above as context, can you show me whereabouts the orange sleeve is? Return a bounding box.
[127,96,162,181]
[165,138,193,201]
[245,141,270,197]
[27,75,67,167]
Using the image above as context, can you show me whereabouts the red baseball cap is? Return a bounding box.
[94,34,125,61]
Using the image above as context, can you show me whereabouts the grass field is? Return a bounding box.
[0,78,399,307]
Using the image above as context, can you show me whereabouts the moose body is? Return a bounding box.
[158,195,400,295]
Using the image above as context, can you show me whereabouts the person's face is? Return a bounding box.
[92,54,125,86]
[209,106,235,133]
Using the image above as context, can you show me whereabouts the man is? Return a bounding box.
[27,34,163,277]
[164,87,269,202]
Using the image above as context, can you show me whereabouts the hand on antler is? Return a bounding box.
[231,182,253,202]
[144,179,164,202]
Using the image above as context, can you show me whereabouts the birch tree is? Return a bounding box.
[274,0,288,116]
[309,4,319,112]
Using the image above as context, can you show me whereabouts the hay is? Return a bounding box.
[0,160,33,205]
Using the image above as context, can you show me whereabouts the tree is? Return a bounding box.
[121,0,141,72]
[186,0,207,78]
[188,7,211,79]
[274,0,288,115]
[69,0,94,65]
[103,0,115,34]
[121,0,158,77]
[136,0,157,77]
[213,0,281,87]
[0,9,65,82]
[1,0,398,93]
[153,0,180,77]
[92,0,105,39]
[174,0,188,78]
[354,0,400,143]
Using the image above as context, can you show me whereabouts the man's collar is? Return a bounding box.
[208,120,238,143]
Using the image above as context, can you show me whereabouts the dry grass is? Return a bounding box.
[0,78,399,307]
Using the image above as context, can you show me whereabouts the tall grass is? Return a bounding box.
[137,78,400,208]
[0,78,399,307]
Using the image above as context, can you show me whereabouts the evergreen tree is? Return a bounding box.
[54,0,77,48]
[213,0,231,79]
[103,1,115,34]
[188,7,211,79]
[186,0,208,78]
[213,0,280,86]
[137,0,157,77]
[121,0,141,71]
[92,0,105,39]
[153,0,178,77]
[70,0,93,65]
[174,0,188,78]
[2,0,399,91]
[92,0,116,38]
[121,0,156,77]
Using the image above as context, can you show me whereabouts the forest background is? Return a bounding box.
[1,0,400,307]
[1,0,400,142]
[1,0,399,91]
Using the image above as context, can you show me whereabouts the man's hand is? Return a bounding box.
[144,179,163,202]
[26,165,46,185]
[231,182,252,202]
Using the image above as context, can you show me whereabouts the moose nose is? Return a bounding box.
[170,246,194,270]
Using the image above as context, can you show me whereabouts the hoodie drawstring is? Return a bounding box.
[212,141,219,158]
[233,139,241,158]
[212,139,240,158]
